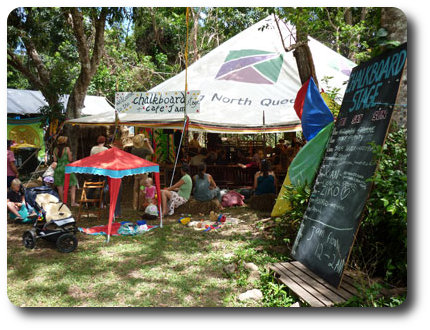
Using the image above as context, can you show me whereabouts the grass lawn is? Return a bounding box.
[7,188,294,307]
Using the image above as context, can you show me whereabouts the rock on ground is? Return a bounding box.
[244,262,259,271]
[223,263,237,275]
[248,270,260,282]
[238,289,263,302]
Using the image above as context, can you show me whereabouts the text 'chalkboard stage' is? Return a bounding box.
[292,43,407,287]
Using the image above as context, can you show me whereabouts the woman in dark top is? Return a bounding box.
[253,159,277,195]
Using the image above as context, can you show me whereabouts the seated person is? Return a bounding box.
[160,163,193,216]
[273,139,286,165]
[7,178,35,221]
[205,148,218,165]
[188,133,201,154]
[215,149,229,165]
[253,159,277,195]
[190,148,208,166]
[238,152,261,169]
[193,164,221,202]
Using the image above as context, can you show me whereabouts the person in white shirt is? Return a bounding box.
[190,148,207,166]
[90,136,108,155]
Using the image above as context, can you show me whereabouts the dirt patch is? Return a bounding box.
[68,284,96,300]
[128,270,145,279]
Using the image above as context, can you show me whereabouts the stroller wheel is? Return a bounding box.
[22,230,36,249]
[56,233,78,253]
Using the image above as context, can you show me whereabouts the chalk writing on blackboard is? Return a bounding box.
[291,43,407,287]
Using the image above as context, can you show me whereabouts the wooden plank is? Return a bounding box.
[291,261,355,300]
[280,262,348,305]
[269,261,367,307]
[339,273,361,295]
[269,263,330,307]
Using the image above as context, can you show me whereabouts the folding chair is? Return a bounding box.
[77,181,105,222]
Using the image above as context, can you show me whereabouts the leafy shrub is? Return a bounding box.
[338,282,406,307]
[353,127,407,286]
[259,269,296,307]
[272,184,311,249]
[274,127,407,290]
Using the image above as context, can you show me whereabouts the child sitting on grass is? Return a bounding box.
[7,178,35,222]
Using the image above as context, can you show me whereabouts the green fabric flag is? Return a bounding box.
[289,121,334,187]
[271,122,334,217]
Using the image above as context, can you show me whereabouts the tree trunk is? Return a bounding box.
[65,8,108,120]
[190,8,202,63]
[293,27,319,87]
[381,8,407,128]
[62,8,108,158]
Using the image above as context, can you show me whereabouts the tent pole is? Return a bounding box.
[170,118,188,187]
[154,172,163,228]
[169,8,190,187]
[169,122,188,188]
[263,110,267,158]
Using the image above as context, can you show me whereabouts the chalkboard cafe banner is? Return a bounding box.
[115,90,201,114]
[291,43,407,288]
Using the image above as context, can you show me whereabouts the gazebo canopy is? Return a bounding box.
[65,147,160,178]
[63,147,163,240]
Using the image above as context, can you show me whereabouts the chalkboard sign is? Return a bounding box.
[291,43,407,288]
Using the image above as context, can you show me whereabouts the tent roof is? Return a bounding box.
[67,15,355,133]
[7,88,114,116]
[65,147,159,178]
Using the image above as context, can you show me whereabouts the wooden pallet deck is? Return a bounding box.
[269,261,360,307]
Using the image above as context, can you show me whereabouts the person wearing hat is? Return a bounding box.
[131,134,154,160]
[53,136,79,207]
[7,140,18,188]
[130,134,154,210]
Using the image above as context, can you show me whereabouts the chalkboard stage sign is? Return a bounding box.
[291,43,407,288]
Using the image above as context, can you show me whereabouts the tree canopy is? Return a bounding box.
[8,7,399,116]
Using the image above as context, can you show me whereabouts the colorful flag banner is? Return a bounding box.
[294,77,334,141]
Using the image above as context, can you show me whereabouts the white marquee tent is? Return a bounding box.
[67,15,355,133]
[7,89,114,116]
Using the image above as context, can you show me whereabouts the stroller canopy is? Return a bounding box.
[63,147,163,240]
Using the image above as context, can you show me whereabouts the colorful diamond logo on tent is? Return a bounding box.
[215,49,283,84]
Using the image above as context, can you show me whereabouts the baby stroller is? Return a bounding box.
[22,186,78,253]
